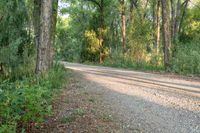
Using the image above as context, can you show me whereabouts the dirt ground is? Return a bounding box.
[31,72,127,133]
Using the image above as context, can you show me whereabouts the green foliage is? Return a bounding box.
[0,64,66,132]
[83,28,110,62]
[61,115,76,124]
[0,0,67,132]
[58,0,120,63]
[55,17,81,61]
[127,11,153,63]
[59,0,200,76]
[85,30,101,54]
[0,0,34,80]
[180,4,200,42]
[172,42,200,75]
[172,3,200,75]
[103,50,164,71]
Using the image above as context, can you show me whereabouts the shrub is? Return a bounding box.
[103,50,164,71]
[172,41,200,75]
[0,64,66,132]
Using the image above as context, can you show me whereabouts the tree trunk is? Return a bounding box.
[170,0,176,42]
[174,0,181,43]
[33,0,41,46]
[161,0,171,71]
[33,0,41,56]
[36,0,53,73]
[50,0,58,67]
[179,0,190,34]
[120,0,126,54]
[153,0,161,56]
[99,0,104,64]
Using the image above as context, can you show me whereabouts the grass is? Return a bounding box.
[74,108,86,117]
[88,98,95,103]
[61,115,76,124]
[60,108,85,124]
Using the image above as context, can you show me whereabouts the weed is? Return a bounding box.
[74,108,85,117]
[88,98,95,103]
[61,115,76,124]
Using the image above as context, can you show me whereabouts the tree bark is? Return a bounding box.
[161,0,171,71]
[50,0,58,67]
[120,0,126,54]
[153,0,161,56]
[170,0,176,42]
[179,0,190,34]
[33,0,41,54]
[36,0,53,73]
[99,0,104,64]
[174,0,181,43]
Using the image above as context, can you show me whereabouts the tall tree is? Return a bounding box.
[161,0,171,71]
[174,0,181,42]
[85,0,105,63]
[36,0,53,73]
[119,0,126,54]
[51,0,59,66]
[153,0,161,56]
[33,0,41,73]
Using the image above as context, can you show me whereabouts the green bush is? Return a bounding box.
[0,64,66,132]
[103,50,164,71]
[172,41,200,75]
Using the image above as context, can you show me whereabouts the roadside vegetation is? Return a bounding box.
[0,1,66,132]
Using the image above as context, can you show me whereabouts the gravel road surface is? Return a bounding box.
[63,62,200,133]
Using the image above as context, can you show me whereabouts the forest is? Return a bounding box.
[57,0,200,74]
[0,0,200,132]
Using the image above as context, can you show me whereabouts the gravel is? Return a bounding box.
[64,62,200,133]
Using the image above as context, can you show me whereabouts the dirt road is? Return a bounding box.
[63,62,200,133]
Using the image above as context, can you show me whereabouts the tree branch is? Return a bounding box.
[84,0,101,9]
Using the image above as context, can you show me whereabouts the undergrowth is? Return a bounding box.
[0,63,67,133]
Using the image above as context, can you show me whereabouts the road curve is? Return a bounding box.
[63,62,200,133]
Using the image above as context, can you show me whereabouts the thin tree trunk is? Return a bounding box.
[120,0,126,54]
[171,0,176,42]
[161,0,171,71]
[179,0,190,34]
[50,0,58,67]
[99,0,104,64]
[174,0,181,43]
[154,0,161,56]
[33,0,41,73]
[36,0,53,73]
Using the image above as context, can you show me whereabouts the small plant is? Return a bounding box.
[61,115,76,124]
[88,98,95,103]
[74,108,85,117]
[0,64,66,132]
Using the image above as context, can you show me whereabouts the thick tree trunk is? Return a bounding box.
[161,0,171,71]
[36,0,53,73]
[120,0,126,54]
